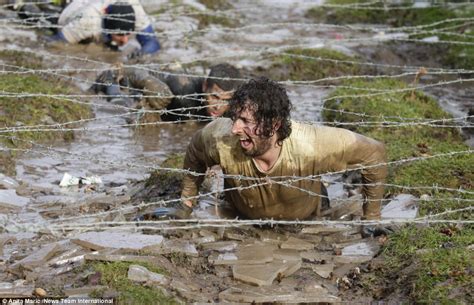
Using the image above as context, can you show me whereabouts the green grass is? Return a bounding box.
[146,153,185,188]
[0,50,44,70]
[382,225,474,303]
[0,74,92,146]
[306,0,457,26]
[0,50,92,176]
[266,48,363,81]
[307,1,474,70]
[322,78,473,302]
[89,261,178,305]
[199,0,232,10]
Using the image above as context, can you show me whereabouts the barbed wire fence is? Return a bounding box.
[0,1,472,235]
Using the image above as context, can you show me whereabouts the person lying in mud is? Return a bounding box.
[48,0,160,58]
[3,0,70,32]
[168,77,387,222]
[92,63,243,121]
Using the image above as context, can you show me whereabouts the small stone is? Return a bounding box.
[0,174,19,190]
[34,287,47,297]
[381,194,418,219]
[302,224,352,234]
[0,189,29,211]
[341,241,379,257]
[11,243,61,271]
[272,249,301,261]
[233,259,301,286]
[219,285,340,303]
[128,265,169,286]
[300,251,334,262]
[235,242,277,264]
[257,230,287,245]
[312,263,335,279]
[200,241,238,252]
[71,231,164,251]
[208,252,238,265]
[280,237,314,251]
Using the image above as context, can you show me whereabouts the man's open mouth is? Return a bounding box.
[240,138,252,149]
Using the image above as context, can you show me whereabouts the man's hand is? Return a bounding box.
[90,70,116,94]
[361,225,394,238]
[152,203,193,220]
[126,49,143,61]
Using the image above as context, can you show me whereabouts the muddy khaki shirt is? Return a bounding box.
[182,119,387,220]
[58,0,150,44]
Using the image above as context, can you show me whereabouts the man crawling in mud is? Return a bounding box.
[169,77,388,221]
[92,63,242,121]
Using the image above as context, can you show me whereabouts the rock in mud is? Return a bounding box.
[128,264,169,286]
[10,243,61,271]
[233,259,302,286]
[302,224,352,234]
[0,280,34,297]
[219,284,340,303]
[144,239,198,257]
[71,231,164,250]
[311,263,335,279]
[280,236,314,250]
[341,241,380,257]
[381,194,418,219]
[234,242,277,265]
[0,189,29,211]
[0,174,19,190]
[200,241,238,252]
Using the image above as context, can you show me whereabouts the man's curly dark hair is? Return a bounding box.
[229,77,292,143]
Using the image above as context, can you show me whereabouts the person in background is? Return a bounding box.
[2,0,71,32]
[50,0,160,57]
[91,63,242,121]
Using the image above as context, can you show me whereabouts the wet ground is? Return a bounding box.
[0,0,473,303]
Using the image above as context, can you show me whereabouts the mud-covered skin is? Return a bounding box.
[182,119,387,220]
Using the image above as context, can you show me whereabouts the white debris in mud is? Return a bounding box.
[382,194,418,219]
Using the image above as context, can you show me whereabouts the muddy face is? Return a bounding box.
[203,83,232,117]
[231,107,274,157]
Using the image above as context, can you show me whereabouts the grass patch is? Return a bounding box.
[307,2,474,70]
[89,261,177,305]
[411,7,474,70]
[322,78,473,302]
[194,11,239,29]
[265,48,363,81]
[0,74,92,146]
[306,0,456,26]
[199,0,232,10]
[0,49,44,70]
[381,225,474,303]
[0,51,92,175]
[146,153,185,188]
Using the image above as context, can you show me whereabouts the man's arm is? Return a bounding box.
[136,25,160,55]
[317,127,387,220]
[181,130,209,208]
[181,126,218,208]
[342,132,387,220]
[123,68,172,110]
